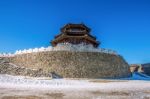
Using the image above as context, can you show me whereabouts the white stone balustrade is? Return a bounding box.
[0,43,118,57]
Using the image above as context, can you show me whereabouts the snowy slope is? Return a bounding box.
[122,72,150,80]
[0,74,150,92]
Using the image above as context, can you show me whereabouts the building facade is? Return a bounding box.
[51,23,100,48]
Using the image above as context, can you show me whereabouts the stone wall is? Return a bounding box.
[9,51,131,78]
[0,57,49,77]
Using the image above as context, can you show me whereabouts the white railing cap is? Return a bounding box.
[1,43,118,57]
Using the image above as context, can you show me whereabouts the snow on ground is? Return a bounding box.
[0,74,92,90]
[0,74,150,91]
[119,72,150,81]
[0,74,150,99]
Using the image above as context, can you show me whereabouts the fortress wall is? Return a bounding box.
[9,51,131,78]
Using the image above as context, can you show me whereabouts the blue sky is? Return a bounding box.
[0,0,150,64]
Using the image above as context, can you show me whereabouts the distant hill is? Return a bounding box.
[142,63,150,66]
[142,63,150,75]
[130,63,150,76]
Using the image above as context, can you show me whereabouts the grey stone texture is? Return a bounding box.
[0,57,49,77]
[9,51,131,78]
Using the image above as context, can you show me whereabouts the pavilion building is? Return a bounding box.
[51,23,100,48]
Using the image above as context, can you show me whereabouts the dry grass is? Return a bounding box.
[143,96,150,99]
[1,93,64,99]
[89,79,128,83]
[45,92,65,98]
[91,91,130,96]
[144,91,150,94]
[1,95,42,99]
